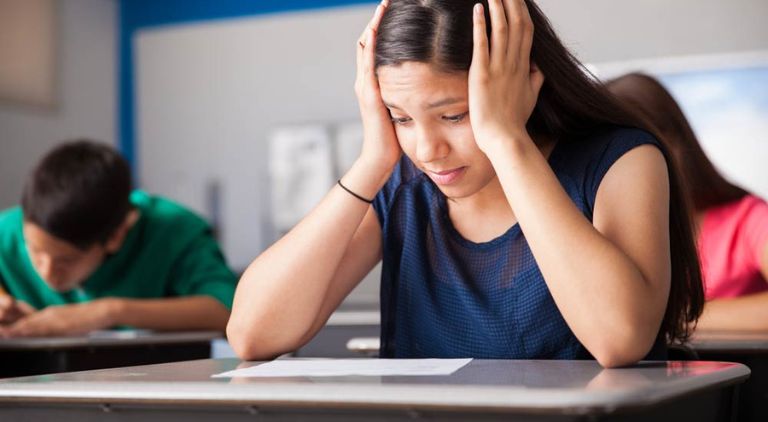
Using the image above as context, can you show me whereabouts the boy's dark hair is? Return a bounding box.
[21,140,133,250]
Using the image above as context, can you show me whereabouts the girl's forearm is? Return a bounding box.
[227,159,389,360]
[487,137,665,366]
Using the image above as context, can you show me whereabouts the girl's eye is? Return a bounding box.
[391,116,413,125]
[443,112,468,123]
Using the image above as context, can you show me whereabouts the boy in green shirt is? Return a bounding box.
[0,140,237,337]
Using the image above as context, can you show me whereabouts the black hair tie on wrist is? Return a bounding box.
[337,179,374,204]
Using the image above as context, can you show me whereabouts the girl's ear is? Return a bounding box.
[530,62,545,97]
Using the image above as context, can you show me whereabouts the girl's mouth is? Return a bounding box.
[427,166,467,185]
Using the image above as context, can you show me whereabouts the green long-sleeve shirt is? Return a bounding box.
[0,191,237,310]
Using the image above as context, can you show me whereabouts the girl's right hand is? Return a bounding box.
[354,0,401,179]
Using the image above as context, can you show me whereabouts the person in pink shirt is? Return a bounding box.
[607,73,768,332]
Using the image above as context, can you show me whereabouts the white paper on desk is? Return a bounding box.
[212,358,472,378]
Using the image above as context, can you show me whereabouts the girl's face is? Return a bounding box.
[377,62,496,200]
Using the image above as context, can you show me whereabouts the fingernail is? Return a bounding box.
[474,3,482,16]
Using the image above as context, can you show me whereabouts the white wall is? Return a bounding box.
[536,0,768,62]
[136,7,366,271]
[132,1,768,303]
[0,0,116,209]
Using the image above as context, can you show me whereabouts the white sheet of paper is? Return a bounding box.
[212,358,473,378]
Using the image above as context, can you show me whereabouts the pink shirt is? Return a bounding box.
[698,195,768,299]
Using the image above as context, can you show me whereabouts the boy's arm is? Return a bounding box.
[0,229,236,337]
[106,295,229,330]
[0,282,35,325]
[0,296,229,338]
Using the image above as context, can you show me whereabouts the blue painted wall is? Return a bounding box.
[118,0,377,176]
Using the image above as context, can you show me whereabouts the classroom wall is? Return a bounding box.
[536,0,768,62]
[1,1,765,304]
[0,0,116,209]
[132,0,768,304]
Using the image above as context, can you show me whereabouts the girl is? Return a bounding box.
[607,72,768,332]
[228,0,704,367]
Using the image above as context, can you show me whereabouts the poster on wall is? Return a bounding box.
[334,122,364,178]
[268,122,367,236]
[268,125,335,236]
[0,0,56,107]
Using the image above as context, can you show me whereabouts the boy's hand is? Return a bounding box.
[0,299,116,338]
[0,295,35,325]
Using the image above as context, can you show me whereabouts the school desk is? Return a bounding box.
[688,331,768,422]
[293,308,379,357]
[0,358,749,421]
[0,330,222,378]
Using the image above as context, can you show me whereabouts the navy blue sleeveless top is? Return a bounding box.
[372,127,667,360]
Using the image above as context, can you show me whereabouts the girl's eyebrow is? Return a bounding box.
[384,97,466,110]
[426,97,465,109]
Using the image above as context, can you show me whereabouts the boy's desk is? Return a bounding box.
[0,331,222,378]
[688,331,768,422]
[0,358,749,422]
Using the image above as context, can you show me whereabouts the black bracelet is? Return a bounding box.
[337,179,374,204]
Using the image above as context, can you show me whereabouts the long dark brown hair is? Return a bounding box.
[375,0,704,343]
[605,72,749,211]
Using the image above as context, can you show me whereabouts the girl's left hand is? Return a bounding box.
[468,0,545,154]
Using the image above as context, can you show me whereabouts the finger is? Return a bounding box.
[514,0,534,69]
[503,0,532,69]
[359,1,385,42]
[369,1,387,33]
[471,3,490,72]
[8,315,47,337]
[357,3,386,91]
[17,301,35,316]
[363,3,387,80]
[356,37,364,92]
[359,1,385,47]
[0,311,16,324]
[362,27,379,88]
[0,297,17,323]
[2,320,25,338]
[356,4,382,78]
[487,0,509,69]
[366,3,385,72]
